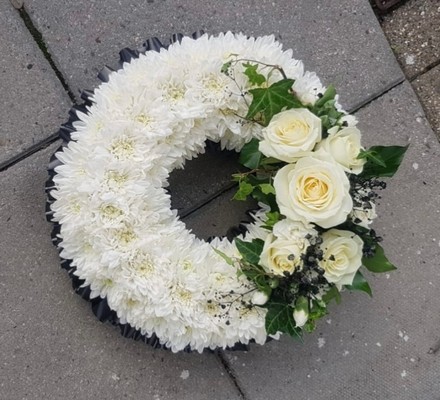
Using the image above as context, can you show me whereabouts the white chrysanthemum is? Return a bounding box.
[49,32,352,352]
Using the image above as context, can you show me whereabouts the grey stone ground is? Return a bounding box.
[24,0,403,111]
[380,0,440,137]
[1,1,439,399]
[0,0,70,165]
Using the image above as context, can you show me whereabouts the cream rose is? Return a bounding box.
[319,229,363,289]
[272,219,317,240]
[259,108,322,162]
[273,151,353,228]
[317,126,366,174]
[259,220,315,276]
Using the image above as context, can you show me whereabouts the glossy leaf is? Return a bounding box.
[360,145,409,178]
[346,271,373,297]
[363,244,397,273]
[235,238,264,265]
[246,79,302,125]
[265,301,302,338]
[322,286,342,305]
[357,149,387,167]
[238,139,263,168]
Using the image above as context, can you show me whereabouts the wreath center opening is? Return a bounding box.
[168,141,256,240]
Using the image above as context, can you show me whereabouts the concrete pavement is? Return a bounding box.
[1,1,439,399]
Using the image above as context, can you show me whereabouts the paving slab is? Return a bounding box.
[169,146,243,217]
[0,1,70,166]
[381,0,440,79]
[0,145,242,400]
[216,81,440,399]
[413,64,440,139]
[25,0,403,111]
[182,186,256,240]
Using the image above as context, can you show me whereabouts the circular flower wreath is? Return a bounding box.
[46,32,407,353]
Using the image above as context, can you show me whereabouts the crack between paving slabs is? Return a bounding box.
[179,182,237,219]
[347,76,405,115]
[215,350,249,400]
[409,59,440,83]
[350,78,439,146]
[14,3,77,103]
[0,133,60,172]
[1,3,77,171]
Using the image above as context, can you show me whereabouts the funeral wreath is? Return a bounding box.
[46,32,407,352]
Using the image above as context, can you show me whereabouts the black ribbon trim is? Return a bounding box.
[46,31,267,353]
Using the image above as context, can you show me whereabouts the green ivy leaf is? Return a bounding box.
[259,183,275,195]
[363,244,397,273]
[263,211,280,228]
[360,145,409,178]
[233,181,254,201]
[221,61,232,75]
[345,271,372,297]
[243,63,266,86]
[238,139,263,168]
[246,79,302,125]
[265,301,302,339]
[235,238,264,265]
[322,286,341,305]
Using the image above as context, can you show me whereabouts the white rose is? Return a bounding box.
[319,229,363,289]
[316,126,366,174]
[259,235,302,276]
[251,291,269,305]
[259,220,315,276]
[259,108,322,163]
[272,219,317,241]
[273,151,353,229]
